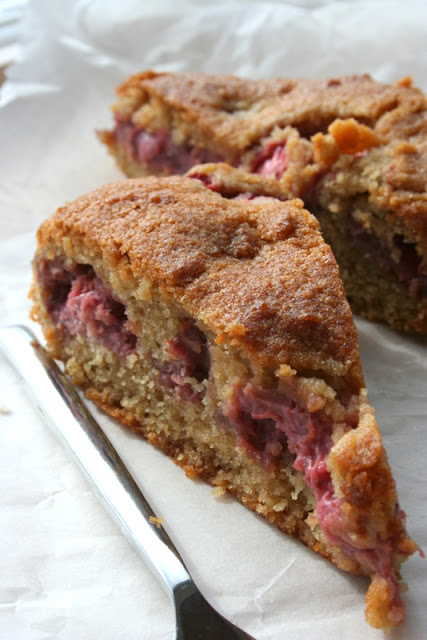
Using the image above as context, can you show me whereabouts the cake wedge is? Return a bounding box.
[30,167,419,631]
[98,70,427,334]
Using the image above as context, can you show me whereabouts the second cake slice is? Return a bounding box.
[98,70,427,334]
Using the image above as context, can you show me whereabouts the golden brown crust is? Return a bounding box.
[114,71,425,151]
[36,173,362,386]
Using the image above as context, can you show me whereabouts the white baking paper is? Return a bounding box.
[0,1,426,639]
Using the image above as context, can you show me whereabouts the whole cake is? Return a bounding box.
[98,71,427,334]
[30,167,418,631]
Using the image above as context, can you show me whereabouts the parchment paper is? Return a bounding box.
[0,1,426,638]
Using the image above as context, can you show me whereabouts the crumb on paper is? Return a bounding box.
[212,486,227,498]
[0,405,11,415]
[149,516,165,528]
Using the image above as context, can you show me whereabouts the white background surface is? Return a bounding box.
[0,1,426,639]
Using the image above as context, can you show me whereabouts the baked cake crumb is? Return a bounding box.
[149,516,165,528]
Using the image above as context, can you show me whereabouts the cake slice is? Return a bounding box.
[30,168,419,631]
[98,70,427,334]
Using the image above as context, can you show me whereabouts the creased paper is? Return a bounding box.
[1,1,426,638]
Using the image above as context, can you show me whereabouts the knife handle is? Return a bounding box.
[0,324,191,599]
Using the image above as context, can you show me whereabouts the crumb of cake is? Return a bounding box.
[305,512,319,531]
[328,118,382,155]
[396,76,413,88]
[311,132,341,167]
[212,486,227,498]
[149,516,165,528]
[275,364,296,378]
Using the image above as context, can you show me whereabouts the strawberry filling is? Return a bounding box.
[113,119,223,174]
[225,382,409,623]
[36,259,136,357]
[158,320,210,403]
[250,141,288,179]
